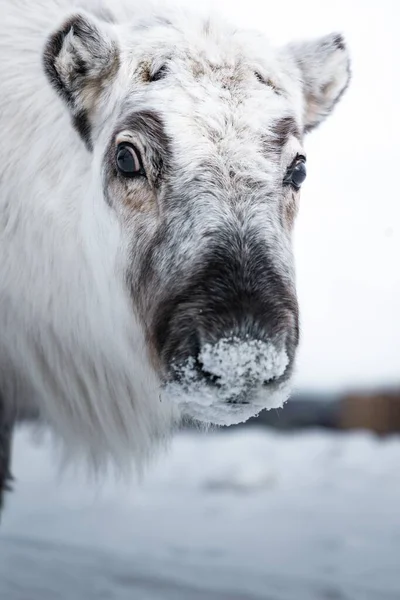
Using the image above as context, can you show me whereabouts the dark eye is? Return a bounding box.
[116,143,144,178]
[284,155,307,190]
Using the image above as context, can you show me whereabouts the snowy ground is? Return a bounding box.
[1,427,400,600]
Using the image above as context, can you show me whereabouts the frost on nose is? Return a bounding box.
[162,337,292,426]
[198,338,289,400]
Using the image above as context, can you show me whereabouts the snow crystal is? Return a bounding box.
[162,337,291,425]
[199,337,289,394]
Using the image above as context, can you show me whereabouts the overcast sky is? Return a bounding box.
[176,0,399,391]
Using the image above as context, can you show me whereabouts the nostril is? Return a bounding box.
[194,357,221,386]
[227,398,250,405]
[262,375,277,387]
[166,326,292,397]
[196,337,290,390]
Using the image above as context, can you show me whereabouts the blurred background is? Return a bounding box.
[1,1,399,599]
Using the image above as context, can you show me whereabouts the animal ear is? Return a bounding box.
[43,13,120,149]
[284,33,351,133]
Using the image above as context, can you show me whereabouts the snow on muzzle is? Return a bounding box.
[155,245,299,424]
[162,336,293,425]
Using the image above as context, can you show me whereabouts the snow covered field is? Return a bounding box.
[2,427,400,600]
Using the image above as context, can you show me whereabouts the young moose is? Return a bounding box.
[0,0,350,516]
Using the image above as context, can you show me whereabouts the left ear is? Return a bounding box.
[284,33,351,133]
[43,13,120,150]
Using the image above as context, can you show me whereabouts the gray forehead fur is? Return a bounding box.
[95,11,339,321]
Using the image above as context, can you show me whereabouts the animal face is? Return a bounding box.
[43,6,350,424]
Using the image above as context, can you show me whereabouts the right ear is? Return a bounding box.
[281,33,351,134]
[43,13,120,150]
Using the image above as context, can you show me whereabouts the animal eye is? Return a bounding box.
[284,155,307,190]
[116,143,144,178]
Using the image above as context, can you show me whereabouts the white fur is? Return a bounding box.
[0,0,350,472]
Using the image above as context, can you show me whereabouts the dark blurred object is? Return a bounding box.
[340,390,400,434]
[224,388,400,434]
[245,392,341,430]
